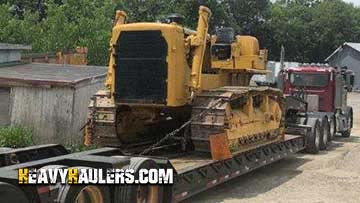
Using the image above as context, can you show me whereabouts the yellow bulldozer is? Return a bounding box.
[84,6,283,159]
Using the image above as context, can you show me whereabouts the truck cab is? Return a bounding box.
[282,65,354,139]
[283,66,335,112]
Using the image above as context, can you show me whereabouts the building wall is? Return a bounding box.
[0,87,11,126]
[0,50,21,64]
[10,86,74,144]
[9,78,104,145]
[71,79,104,144]
[0,43,31,63]
[328,47,360,90]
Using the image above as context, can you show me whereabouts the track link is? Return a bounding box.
[191,86,285,154]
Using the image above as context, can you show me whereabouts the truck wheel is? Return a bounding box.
[0,182,28,203]
[341,107,353,137]
[329,116,336,141]
[114,158,164,203]
[341,111,352,137]
[320,117,329,150]
[305,118,321,154]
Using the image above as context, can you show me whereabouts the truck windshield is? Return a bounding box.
[289,73,329,87]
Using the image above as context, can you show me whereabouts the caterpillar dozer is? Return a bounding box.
[84,6,283,158]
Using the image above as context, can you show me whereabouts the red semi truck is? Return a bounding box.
[281,65,354,153]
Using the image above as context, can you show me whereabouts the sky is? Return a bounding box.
[344,0,360,6]
[270,0,360,6]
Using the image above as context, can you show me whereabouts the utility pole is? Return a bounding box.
[280,45,285,71]
[277,45,285,89]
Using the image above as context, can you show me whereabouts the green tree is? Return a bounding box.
[0,0,116,65]
[309,0,360,61]
[269,0,360,62]
[2,0,360,65]
[113,0,170,22]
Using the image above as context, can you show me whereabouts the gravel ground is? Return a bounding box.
[185,92,360,203]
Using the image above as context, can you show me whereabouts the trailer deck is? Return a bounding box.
[0,134,305,203]
[171,134,304,202]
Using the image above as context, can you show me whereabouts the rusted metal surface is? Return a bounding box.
[21,47,88,65]
[169,154,214,172]
[209,132,232,160]
[191,86,284,155]
[21,52,57,64]
[56,47,88,65]
[0,63,107,88]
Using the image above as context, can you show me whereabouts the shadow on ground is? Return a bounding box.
[181,156,311,203]
[333,135,360,143]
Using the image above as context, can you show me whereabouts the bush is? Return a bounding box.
[0,126,33,148]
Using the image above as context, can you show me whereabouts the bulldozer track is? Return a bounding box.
[191,86,284,154]
[140,98,226,155]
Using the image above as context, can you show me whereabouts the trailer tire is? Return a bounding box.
[329,115,336,141]
[56,167,111,203]
[114,158,165,203]
[305,118,321,154]
[0,182,28,203]
[57,185,111,203]
[320,117,330,150]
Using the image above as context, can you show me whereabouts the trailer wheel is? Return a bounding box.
[57,185,111,203]
[305,118,321,154]
[0,182,28,203]
[320,117,330,150]
[114,158,164,203]
[56,167,111,203]
[329,116,336,141]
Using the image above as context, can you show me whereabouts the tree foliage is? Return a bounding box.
[1,0,360,65]
[0,0,115,65]
[270,0,360,62]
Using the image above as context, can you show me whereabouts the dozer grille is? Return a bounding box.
[114,30,168,104]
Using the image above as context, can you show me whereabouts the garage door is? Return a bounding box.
[0,87,10,126]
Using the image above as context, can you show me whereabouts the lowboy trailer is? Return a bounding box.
[0,133,306,203]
